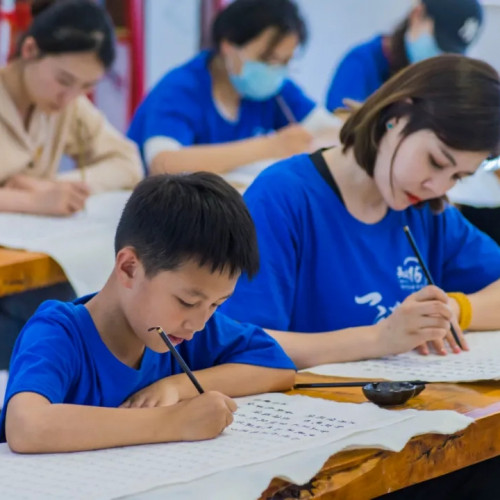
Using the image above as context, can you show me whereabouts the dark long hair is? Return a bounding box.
[15,0,115,69]
[388,19,410,76]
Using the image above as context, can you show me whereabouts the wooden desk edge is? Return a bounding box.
[259,376,500,499]
[0,248,67,297]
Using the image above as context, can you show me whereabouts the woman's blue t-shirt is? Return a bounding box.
[326,35,390,111]
[221,153,500,332]
[127,51,316,168]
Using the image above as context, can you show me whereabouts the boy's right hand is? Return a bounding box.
[172,391,237,441]
[377,285,461,356]
[32,180,90,216]
[269,124,314,158]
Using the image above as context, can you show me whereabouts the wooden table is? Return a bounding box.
[260,373,500,499]
[0,248,67,297]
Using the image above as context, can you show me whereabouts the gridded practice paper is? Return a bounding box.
[0,393,471,500]
[307,331,500,382]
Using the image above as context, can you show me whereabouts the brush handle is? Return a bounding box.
[403,226,463,350]
[155,328,205,394]
[294,380,428,389]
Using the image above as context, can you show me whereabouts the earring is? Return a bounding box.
[387,122,394,129]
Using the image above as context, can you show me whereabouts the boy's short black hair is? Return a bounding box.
[114,173,259,278]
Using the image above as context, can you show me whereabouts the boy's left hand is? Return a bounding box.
[120,379,180,408]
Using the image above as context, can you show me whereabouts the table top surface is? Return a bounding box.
[260,372,500,499]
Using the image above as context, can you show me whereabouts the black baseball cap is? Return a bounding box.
[423,0,483,53]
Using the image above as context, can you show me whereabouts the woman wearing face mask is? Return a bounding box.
[127,0,339,175]
[221,55,500,369]
[325,0,483,112]
[0,0,143,216]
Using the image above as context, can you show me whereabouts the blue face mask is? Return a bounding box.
[404,32,442,64]
[229,59,287,101]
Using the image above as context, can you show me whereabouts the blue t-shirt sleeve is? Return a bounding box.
[275,80,316,129]
[4,318,78,406]
[326,55,373,111]
[143,83,199,146]
[0,317,78,441]
[180,312,295,370]
[435,206,500,292]
[128,76,202,154]
[221,169,300,331]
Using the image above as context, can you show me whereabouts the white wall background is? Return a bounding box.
[145,0,500,105]
[292,0,411,102]
[145,0,200,90]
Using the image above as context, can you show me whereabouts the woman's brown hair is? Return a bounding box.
[339,55,500,211]
[388,18,410,76]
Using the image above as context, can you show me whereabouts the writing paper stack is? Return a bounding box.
[0,393,471,500]
[306,331,500,382]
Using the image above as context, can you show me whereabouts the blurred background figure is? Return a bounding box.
[325,0,483,111]
[127,0,340,177]
[448,162,500,245]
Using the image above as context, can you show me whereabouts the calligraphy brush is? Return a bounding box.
[148,326,204,394]
[403,226,463,349]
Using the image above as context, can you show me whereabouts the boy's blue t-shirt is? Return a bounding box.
[221,153,500,332]
[127,50,316,168]
[0,296,294,441]
[326,35,390,111]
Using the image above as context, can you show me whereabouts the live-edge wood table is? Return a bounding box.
[260,372,500,499]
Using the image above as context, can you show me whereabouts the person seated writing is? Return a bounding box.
[0,0,143,217]
[326,0,483,112]
[1,173,295,452]
[128,0,339,176]
[222,55,500,369]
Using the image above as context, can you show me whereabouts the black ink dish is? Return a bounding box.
[362,381,426,406]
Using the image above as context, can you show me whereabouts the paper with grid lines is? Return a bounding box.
[307,331,500,382]
[0,392,471,499]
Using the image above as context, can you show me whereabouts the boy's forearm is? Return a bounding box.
[6,393,182,453]
[168,364,295,400]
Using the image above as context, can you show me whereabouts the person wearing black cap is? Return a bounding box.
[325,0,483,111]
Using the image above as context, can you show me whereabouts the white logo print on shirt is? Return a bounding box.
[354,256,427,323]
[354,292,400,323]
[397,256,425,291]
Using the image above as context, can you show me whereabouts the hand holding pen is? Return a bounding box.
[272,94,313,156]
[120,327,236,440]
[403,226,467,355]
[372,226,467,356]
[376,285,466,356]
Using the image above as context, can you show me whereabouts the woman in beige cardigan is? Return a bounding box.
[0,0,143,369]
[0,0,142,217]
